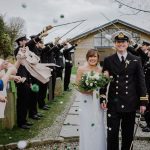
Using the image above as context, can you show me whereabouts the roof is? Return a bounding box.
[70,19,150,41]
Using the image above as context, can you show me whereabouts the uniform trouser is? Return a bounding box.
[16,83,30,126]
[144,82,150,126]
[107,110,136,150]
[29,77,38,117]
[38,82,48,108]
[64,65,72,91]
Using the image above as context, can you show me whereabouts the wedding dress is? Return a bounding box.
[78,88,107,150]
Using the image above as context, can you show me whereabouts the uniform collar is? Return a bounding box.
[117,51,127,62]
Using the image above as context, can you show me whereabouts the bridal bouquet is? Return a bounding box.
[74,71,111,91]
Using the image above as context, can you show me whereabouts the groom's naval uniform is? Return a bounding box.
[102,31,148,150]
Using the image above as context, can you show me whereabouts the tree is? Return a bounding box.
[0,15,12,59]
[6,17,26,47]
[113,0,150,15]
[0,15,26,58]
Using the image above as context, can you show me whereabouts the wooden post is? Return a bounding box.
[1,81,16,129]
[54,77,63,96]
[48,77,53,101]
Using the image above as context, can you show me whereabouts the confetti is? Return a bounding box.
[60,14,64,18]
[17,140,27,149]
[91,123,95,127]
[108,114,111,117]
[84,100,87,103]
[108,127,112,131]
[60,101,63,104]
[21,3,27,8]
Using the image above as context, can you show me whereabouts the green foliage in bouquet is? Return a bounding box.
[74,71,112,92]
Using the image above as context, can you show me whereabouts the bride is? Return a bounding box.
[75,49,107,150]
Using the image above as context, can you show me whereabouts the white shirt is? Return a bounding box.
[117,51,127,62]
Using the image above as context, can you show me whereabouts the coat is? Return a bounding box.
[16,47,56,84]
[102,52,148,112]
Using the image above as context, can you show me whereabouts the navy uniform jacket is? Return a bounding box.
[63,45,76,67]
[144,58,150,91]
[55,44,64,69]
[102,52,148,112]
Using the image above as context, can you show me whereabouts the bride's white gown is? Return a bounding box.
[78,89,107,150]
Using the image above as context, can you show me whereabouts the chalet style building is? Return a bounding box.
[70,19,150,66]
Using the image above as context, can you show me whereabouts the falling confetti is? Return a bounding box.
[60,101,63,104]
[31,84,39,92]
[21,3,27,8]
[53,18,58,24]
[60,14,64,18]
[17,140,27,149]
[84,100,87,103]
[91,123,95,127]
[108,127,112,131]
[108,114,111,117]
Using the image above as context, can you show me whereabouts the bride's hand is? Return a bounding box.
[81,90,93,95]
[103,71,109,78]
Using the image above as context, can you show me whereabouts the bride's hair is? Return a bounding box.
[86,49,100,63]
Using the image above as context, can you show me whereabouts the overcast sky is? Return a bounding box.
[0,0,150,42]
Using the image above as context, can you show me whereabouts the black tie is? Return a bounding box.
[121,56,125,64]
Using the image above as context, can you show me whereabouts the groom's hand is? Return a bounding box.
[140,106,146,114]
[100,103,107,110]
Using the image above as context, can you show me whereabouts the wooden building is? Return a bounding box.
[70,19,150,66]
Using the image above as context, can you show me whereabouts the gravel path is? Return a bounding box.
[26,140,150,150]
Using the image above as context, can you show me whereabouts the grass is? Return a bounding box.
[0,90,72,145]
[71,66,78,75]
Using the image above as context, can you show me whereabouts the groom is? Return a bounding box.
[101,31,148,150]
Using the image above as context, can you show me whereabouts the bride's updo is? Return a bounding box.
[86,49,100,63]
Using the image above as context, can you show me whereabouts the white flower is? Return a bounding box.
[125,60,130,64]
[125,60,131,68]
[90,83,93,86]
[110,76,113,79]
[85,80,89,85]
[93,74,100,80]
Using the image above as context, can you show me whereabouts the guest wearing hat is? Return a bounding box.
[14,35,35,129]
[101,30,148,150]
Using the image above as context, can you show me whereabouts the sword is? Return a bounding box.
[99,12,120,30]
[129,113,141,150]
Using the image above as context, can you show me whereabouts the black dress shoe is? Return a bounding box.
[25,122,34,126]
[19,125,30,129]
[139,123,146,128]
[40,106,49,110]
[64,88,72,92]
[29,115,41,120]
[37,113,44,117]
[142,127,150,132]
[44,105,50,108]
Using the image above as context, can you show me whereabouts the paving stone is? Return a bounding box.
[72,102,79,107]
[68,107,79,115]
[64,115,79,125]
[60,125,79,138]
